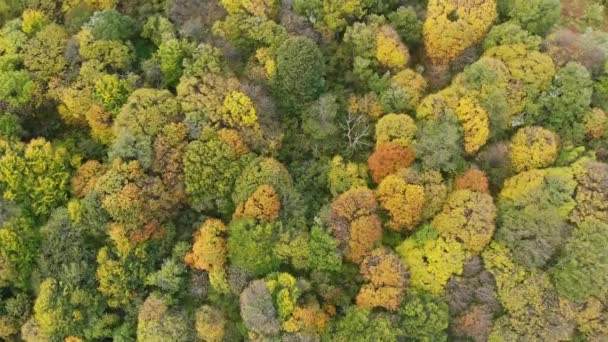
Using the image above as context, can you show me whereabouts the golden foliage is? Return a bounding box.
[375,113,417,147]
[509,126,559,173]
[583,108,607,140]
[432,190,496,253]
[454,96,490,155]
[397,233,465,294]
[71,160,105,198]
[185,219,229,293]
[391,69,428,108]
[356,248,408,311]
[377,175,425,231]
[234,184,281,221]
[348,93,384,121]
[217,128,251,156]
[348,214,382,264]
[222,91,258,128]
[423,0,497,65]
[376,25,409,69]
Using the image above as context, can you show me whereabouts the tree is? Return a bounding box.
[0,138,74,218]
[570,159,608,225]
[0,215,38,289]
[240,279,281,337]
[0,293,30,339]
[195,305,226,342]
[356,247,408,311]
[368,142,415,183]
[387,6,423,47]
[330,187,382,263]
[232,157,303,227]
[94,159,176,237]
[415,114,466,174]
[137,293,195,342]
[157,38,192,87]
[114,88,181,139]
[383,69,427,112]
[496,168,577,268]
[455,169,489,193]
[301,94,340,148]
[446,257,500,342]
[432,190,496,253]
[94,74,132,113]
[265,272,301,323]
[309,224,343,273]
[375,113,417,147]
[222,91,258,128]
[184,128,254,214]
[482,21,541,51]
[375,25,409,69]
[482,242,573,340]
[454,96,490,155]
[233,184,281,222]
[503,0,561,35]
[84,9,137,40]
[220,0,280,17]
[38,208,94,287]
[272,36,325,112]
[552,218,608,303]
[398,289,450,341]
[396,226,465,294]
[227,217,281,276]
[23,23,68,80]
[401,168,451,221]
[423,0,497,65]
[538,62,593,143]
[509,126,559,172]
[328,307,397,342]
[185,219,229,292]
[0,69,35,109]
[376,174,425,231]
[327,155,369,196]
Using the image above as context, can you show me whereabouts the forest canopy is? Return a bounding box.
[0,0,608,341]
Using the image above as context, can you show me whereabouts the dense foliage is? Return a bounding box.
[0,0,608,341]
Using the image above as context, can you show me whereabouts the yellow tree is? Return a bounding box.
[423,0,497,65]
[509,126,559,173]
[432,190,496,253]
[375,113,417,148]
[376,175,425,231]
[375,25,409,70]
[454,96,490,155]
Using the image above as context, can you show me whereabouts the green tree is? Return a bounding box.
[0,215,38,289]
[184,129,254,214]
[503,0,561,35]
[309,224,343,273]
[227,217,281,276]
[137,293,195,341]
[23,23,68,80]
[0,138,74,218]
[85,9,137,40]
[273,36,325,112]
[538,62,593,143]
[552,219,608,303]
[327,307,397,342]
[398,290,449,341]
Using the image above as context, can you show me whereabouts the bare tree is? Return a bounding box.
[339,111,371,153]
